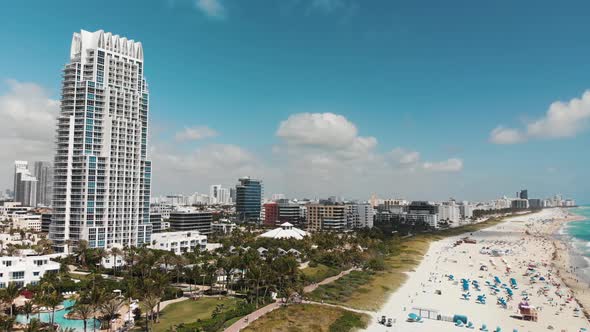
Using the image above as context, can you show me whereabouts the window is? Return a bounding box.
[11,271,25,280]
[33,272,40,276]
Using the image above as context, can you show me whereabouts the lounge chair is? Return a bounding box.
[407,313,423,323]
[455,321,465,327]
[480,324,489,331]
[466,322,475,329]
[494,327,502,332]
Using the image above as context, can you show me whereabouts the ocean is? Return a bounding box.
[560,205,590,281]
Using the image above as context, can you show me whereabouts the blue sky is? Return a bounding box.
[1,0,589,202]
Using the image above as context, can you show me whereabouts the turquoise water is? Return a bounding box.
[15,299,100,331]
[563,205,590,257]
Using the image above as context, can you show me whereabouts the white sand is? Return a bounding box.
[365,208,590,332]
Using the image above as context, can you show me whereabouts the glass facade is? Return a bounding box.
[235,177,263,222]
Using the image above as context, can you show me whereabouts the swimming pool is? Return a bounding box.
[16,299,100,331]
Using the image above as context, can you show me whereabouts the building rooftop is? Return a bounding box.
[259,222,308,240]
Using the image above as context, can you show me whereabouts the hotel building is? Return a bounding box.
[49,29,152,251]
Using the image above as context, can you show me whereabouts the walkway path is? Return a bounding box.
[303,267,359,293]
[224,267,360,332]
[155,297,188,312]
[224,302,283,332]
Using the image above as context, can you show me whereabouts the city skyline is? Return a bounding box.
[1,1,589,202]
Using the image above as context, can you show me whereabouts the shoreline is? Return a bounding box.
[548,209,590,319]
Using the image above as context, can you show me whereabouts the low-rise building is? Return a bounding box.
[212,220,237,234]
[150,213,163,233]
[149,231,208,255]
[169,208,213,235]
[0,254,61,288]
[13,214,42,232]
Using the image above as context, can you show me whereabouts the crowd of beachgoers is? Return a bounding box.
[366,208,590,332]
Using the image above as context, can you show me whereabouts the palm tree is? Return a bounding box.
[23,317,42,332]
[3,282,21,317]
[5,245,19,257]
[22,300,35,320]
[75,240,90,267]
[32,289,46,320]
[88,286,106,332]
[72,302,94,332]
[100,296,124,332]
[0,314,15,331]
[151,273,168,322]
[110,247,123,276]
[45,290,63,327]
[141,290,161,332]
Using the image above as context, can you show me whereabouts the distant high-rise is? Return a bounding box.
[519,189,528,200]
[50,29,152,251]
[209,185,231,205]
[34,161,53,207]
[235,177,263,222]
[13,161,38,207]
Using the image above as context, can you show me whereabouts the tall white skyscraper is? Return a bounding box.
[50,30,152,252]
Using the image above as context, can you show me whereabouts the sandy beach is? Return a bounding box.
[365,208,590,332]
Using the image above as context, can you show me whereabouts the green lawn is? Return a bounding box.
[242,304,369,332]
[150,297,239,332]
[301,263,341,284]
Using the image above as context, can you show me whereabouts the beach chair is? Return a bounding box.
[494,327,502,332]
[480,324,489,331]
[466,322,475,329]
[407,313,423,323]
[455,321,465,327]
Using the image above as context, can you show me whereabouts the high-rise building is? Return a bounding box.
[519,189,528,200]
[50,30,152,252]
[209,185,221,204]
[263,202,279,226]
[34,161,53,207]
[209,185,231,205]
[346,203,375,229]
[306,203,347,232]
[235,177,263,222]
[13,161,38,207]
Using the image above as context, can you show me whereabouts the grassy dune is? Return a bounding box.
[242,304,369,332]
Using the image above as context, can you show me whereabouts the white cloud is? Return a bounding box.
[390,147,420,165]
[150,143,267,193]
[490,90,590,144]
[271,112,463,196]
[0,80,59,189]
[489,126,526,144]
[195,0,225,19]
[276,112,364,148]
[175,126,218,141]
[423,158,464,172]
